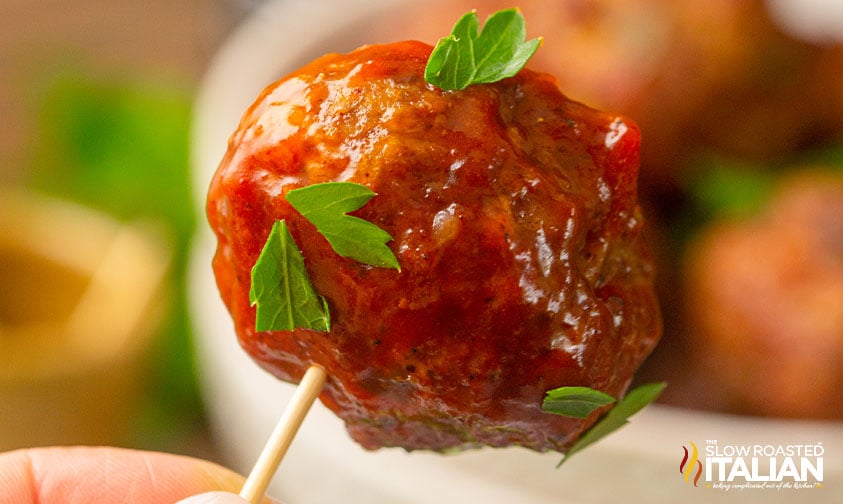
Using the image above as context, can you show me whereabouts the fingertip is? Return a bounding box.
[175,491,248,504]
[174,491,282,504]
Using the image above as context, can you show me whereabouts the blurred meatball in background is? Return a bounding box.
[681,169,843,419]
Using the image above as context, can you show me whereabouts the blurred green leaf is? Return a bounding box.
[691,160,776,220]
[31,74,194,234]
[27,71,203,446]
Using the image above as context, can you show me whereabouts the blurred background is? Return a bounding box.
[1,0,842,478]
[0,0,258,458]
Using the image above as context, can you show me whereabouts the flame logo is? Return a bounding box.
[680,441,703,486]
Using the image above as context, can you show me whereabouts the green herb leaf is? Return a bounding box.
[541,386,616,419]
[692,160,776,220]
[286,182,400,270]
[424,8,542,90]
[558,382,666,467]
[249,220,331,332]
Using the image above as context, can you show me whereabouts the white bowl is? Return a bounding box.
[189,1,843,502]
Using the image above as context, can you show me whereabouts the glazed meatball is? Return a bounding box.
[207,41,661,452]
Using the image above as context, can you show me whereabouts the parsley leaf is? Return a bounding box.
[424,8,542,90]
[249,220,331,332]
[286,182,400,270]
[541,386,616,419]
[553,382,666,467]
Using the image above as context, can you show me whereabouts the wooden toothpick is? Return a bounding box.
[239,365,328,503]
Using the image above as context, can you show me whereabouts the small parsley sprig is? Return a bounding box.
[250,220,331,332]
[541,386,616,419]
[250,182,398,332]
[286,182,400,270]
[542,382,666,466]
[424,8,542,90]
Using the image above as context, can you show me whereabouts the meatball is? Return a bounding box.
[207,41,661,452]
[683,169,843,419]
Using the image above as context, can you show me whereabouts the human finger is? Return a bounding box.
[0,446,247,504]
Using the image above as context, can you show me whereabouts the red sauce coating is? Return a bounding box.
[207,41,661,452]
